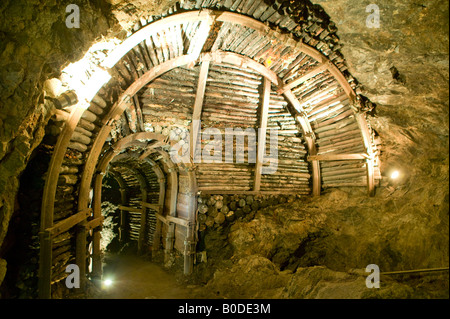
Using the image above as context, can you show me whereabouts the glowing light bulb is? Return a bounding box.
[103,279,113,287]
[390,170,400,180]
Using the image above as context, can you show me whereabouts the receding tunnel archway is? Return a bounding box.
[36,3,383,298]
[88,132,198,283]
[0,0,448,302]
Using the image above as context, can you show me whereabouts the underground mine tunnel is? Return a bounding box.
[0,0,448,300]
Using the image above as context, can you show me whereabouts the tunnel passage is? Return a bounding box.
[32,1,383,299]
[101,153,163,254]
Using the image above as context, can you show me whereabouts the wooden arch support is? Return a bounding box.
[90,133,172,277]
[78,45,374,224]
[40,8,376,298]
[111,163,149,255]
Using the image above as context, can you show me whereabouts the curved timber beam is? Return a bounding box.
[91,133,170,277]
[42,9,378,293]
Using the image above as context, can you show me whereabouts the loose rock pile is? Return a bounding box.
[197,193,297,231]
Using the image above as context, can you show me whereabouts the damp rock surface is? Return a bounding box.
[198,187,449,299]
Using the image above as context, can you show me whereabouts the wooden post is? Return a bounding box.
[155,152,178,263]
[164,222,175,264]
[254,77,271,191]
[191,60,210,161]
[75,223,87,292]
[184,221,195,275]
[37,231,52,299]
[355,112,376,197]
[283,89,321,196]
[91,174,103,280]
[151,171,166,257]
[119,188,128,242]
[184,169,198,275]
[138,187,148,255]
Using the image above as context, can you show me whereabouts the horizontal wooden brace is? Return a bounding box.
[307,153,370,161]
[45,208,91,238]
[119,205,143,213]
[198,190,308,196]
[141,202,163,211]
[86,216,105,231]
[155,213,191,228]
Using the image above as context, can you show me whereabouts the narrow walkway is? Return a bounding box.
[93,254,197,299]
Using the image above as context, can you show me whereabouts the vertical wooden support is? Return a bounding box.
[119,188,128,242]
[37,231,52,299]
[156,153,178,263]
[254,77,271,191]
[283,89,321,196]
[152,177,166,256]
[311,158,321,196]
[165,222,175,264]
[110,168,130,244]
[91,174,103,280]
[191,60,210,161]
[39,104,86,299]
[133,95,145,132]
[184,221,195,275]
[75,223,87,292]
[152,219,162,256]
[355,112,376,197]
[183,169,198,275]
[138,188,148,255]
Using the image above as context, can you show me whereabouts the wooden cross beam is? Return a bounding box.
[307,153,370,161]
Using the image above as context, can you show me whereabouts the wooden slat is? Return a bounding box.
[199,190,309,195]
[86,216,105,231]
[281,62,328,93]
[46,209,92,238]
[119,205,142,213]
[308,153,369,161]
[141,202,163,211]
[155,213,191,228]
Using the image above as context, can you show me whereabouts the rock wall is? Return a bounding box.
[311,0,449,198]
[0,0,119,290]
[196,187,449,298]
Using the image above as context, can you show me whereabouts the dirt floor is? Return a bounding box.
[90,255,218,299]
[90,254,205,299]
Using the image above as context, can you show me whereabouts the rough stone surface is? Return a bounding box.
[282,266,415,299]
[311,0,449,193]
[105,0,179,30]
[0,0,119,288]
[197,187,448,299]
[0,258,6,290]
